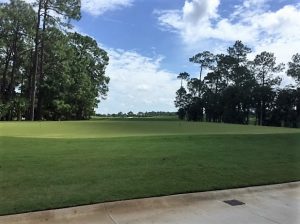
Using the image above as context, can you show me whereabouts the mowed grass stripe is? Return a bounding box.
[1,120,300,138]
[1,133,299,215]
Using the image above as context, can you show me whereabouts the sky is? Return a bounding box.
[2,0,300,113]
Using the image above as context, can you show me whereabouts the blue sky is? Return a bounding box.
[74,0,300,114]
[75,0,191,74]
[3,0,300,113]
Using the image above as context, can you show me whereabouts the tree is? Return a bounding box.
[287,53,300,86]
[223,41,255,124]
[66,32,109,119]
[227,41,252,86]
[27,30,109,120]
[202,54,229,122]
[35,27,71,120]
[206,54,228,93]
[30,0,81,120]
[271,88,297,127]
[0,0,35,120]
[228,40,251,62]
[175,41,299,127]
[253,52,283,87]
[174,87,189,120]
[177,72,190,88]
[287,53,300,127]
[0,0,109,121]
[189,51,215,97]
[252,51,284,125]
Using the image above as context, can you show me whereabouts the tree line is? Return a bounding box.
[0,0,109,121]
[96,111,177,118]
[175,41,300,128]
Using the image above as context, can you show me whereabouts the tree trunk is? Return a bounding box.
[198,65,203,97]
[36,0,49,120]
[246,107,250,124]
[1,49,12,99]
[215,77,219,95]
[8,29,19,103]
[29,0,42,121]
[259,98,262,126]
[260,72,265,126]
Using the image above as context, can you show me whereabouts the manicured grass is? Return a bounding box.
[1,120,299,138]
[1,132,300,215]
[91,115,179,121]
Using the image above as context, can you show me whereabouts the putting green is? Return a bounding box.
[1,120,299,138]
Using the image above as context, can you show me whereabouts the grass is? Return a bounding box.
[0,120,300,215]
[1,120,299,138]
[91,115,179,121]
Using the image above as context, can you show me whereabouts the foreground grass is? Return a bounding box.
[1,133,299,215]
[1,120,300,138]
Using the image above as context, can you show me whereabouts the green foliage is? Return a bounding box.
[253,51,283,87]
[228,40,251,62]
[0,0,35,120]
[177,72,190,88]
[189,51,215,70]
[0,0,109,121]
[287,53,300,86]
[175,40,300,127]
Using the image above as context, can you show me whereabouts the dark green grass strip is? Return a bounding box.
[0,133,300,215]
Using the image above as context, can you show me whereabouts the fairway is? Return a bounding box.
[1,120,300,215]
[1,120,300,138]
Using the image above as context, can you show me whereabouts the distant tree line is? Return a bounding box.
[96,111,177,118]
[175,41,300,128]
[0,0,109,121]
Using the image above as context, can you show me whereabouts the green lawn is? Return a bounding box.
[0,121,300,215]
[1,120,299,138]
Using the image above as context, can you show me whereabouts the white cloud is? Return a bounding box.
[156,0,221,43]
[156,0,300,45]
[156,0,300,85]
[158,1,297,44]
[231,0,270,20]
[82,0,134,16]
[0,0,134,16]
[97,49,180,114]
[182,0,219,24]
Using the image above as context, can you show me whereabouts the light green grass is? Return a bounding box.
[91,115,179,121]
[1,120,299,138]
[0,120,300,215]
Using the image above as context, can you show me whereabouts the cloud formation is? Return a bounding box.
[97,49,179,114]
[156,0,300,85]
[182,0,219,24]
[82,0,134,16]
[156,0,300,45]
